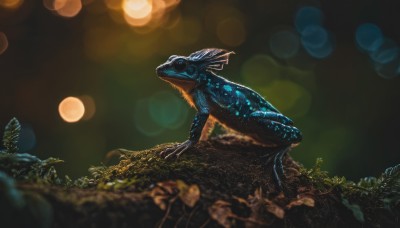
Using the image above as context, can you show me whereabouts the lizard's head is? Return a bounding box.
[156,48,234,91]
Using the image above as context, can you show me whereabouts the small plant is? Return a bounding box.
[0,118,64,184]
[2,117,21,154]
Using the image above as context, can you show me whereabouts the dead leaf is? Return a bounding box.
[176,180,200,207]
[254,187,263,200]
[149,181,179,210]
[149,186,169,210]
[286,195,315,209]
[265,199,285,219]
[157,180,178,194]
[153,195,168,210]
[208,200,233,228]
[233,196,250,207]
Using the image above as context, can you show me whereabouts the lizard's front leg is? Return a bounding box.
[160,112,209,159]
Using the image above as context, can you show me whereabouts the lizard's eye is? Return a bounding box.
[173,59,187,72]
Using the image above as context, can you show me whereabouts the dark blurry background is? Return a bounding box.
[0,0,399,180]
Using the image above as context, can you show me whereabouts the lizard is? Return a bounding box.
[155,48,303,190]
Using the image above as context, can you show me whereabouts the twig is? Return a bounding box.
[199,218,210,228]
[158,195,178,228]
[174,204,187,228]
[185,205,199,228]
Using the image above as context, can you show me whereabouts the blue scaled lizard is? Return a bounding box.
[156,48,302,189]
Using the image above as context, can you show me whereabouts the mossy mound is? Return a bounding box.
[86,134,292,195]
[0,131,398,227]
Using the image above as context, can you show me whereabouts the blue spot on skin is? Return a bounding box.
[355,23,384,52]
[235,90,244,98]
[223,84,233,92]
[295,6,324,34]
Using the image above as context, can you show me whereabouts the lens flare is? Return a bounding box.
[58,97,85,123]
[0,32,8,55]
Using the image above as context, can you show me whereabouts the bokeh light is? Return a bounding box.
[241,55,281,88]
[216,17,246,47]
[148,91,188,129]
[269,30,300,59]
[58,97,85,123]
[168,18,201,45]
[134,91,188,136]
[374,60,400,79]
[18,124,36,152]
[369,38,399,65]
[123,10,152,27]
[84,27,121,62]
[104,0,121,10]
[355,23,400,79]
[134,98,164,136]
[119,0,180,27]
[0,0,23,9]
[301,25,333,59]
[43,0,82,17]
[122,0,152,19]
[80,95,96,120]
[258,80,312,118]
[43,0,61,11]
[0,32,8,55]
[355,23,384,53]
[294,6,323,34]
[56,0,82,17]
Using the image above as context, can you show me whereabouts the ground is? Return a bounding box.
[0,134,399,228]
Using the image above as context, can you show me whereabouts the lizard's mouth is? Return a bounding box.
[159,76,196,92]
[159,76,192,84]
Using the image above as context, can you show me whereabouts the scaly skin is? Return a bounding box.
[156,48,302,190]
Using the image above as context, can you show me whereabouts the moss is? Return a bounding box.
[0,117,398,228]
[76,143,207,191]
[300,158,400,227]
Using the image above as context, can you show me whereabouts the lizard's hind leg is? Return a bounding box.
[272,146,291,191]
[200,118,215,141]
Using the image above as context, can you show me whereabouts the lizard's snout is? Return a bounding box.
[156,65,163,76]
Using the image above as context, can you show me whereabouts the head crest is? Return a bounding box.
[188,48,235,71]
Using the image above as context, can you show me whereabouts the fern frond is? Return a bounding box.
[2,118,21,154]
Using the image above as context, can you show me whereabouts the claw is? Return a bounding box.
[159,146,175,157]
[160,140,194,159]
